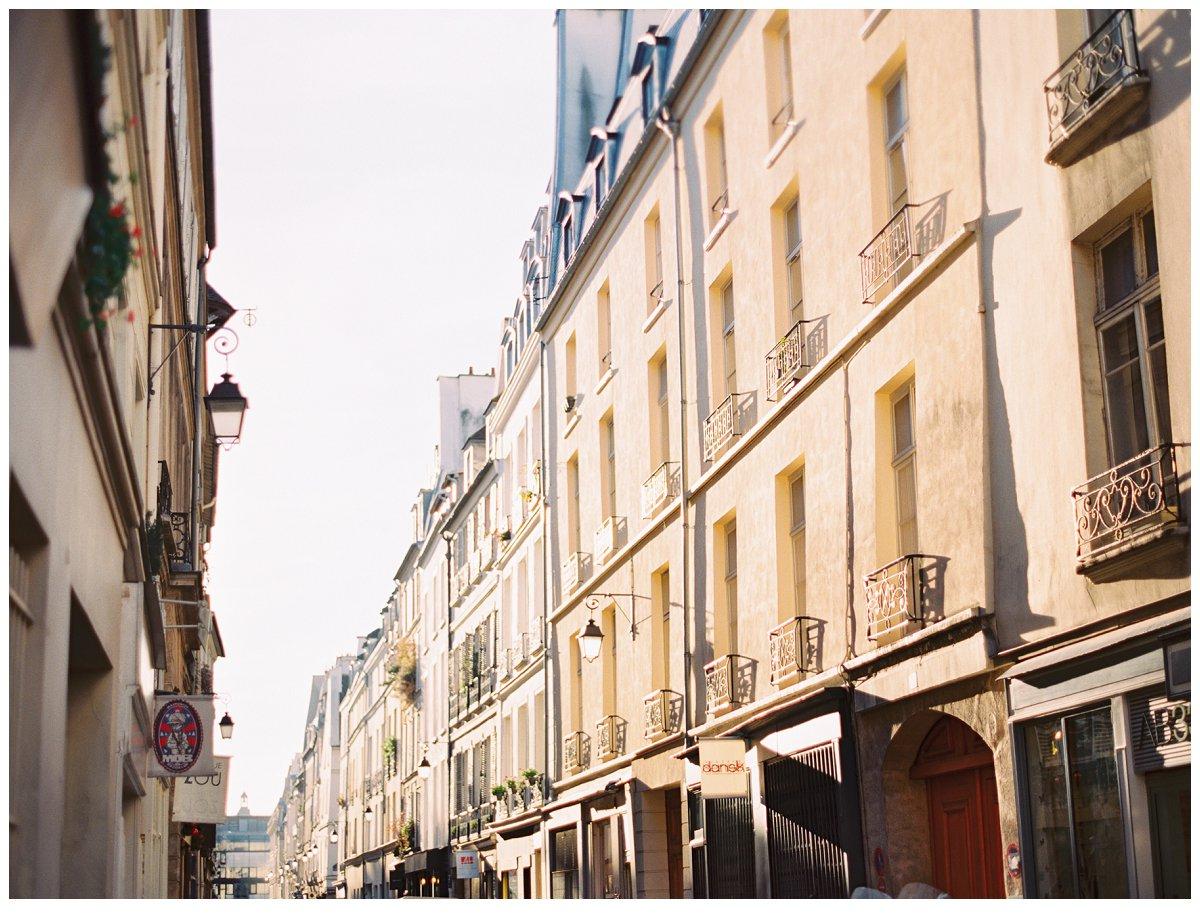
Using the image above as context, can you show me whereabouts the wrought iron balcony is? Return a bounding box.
[154,461,192,573]
[594,516,622,563]
[1072,444,1185,574]
[769,616,821,685]
[704,654,754,716]
[769,97,795,143]
[1044,10,1148,166]
[562,552,590,594]
[596,714,626,761]
[643,689,683,739]
[564,730,590,775]
[860,205,920,303]
[766,317,828,402]
[864,554,931,642]
[703,393,745,462]
[641,461,680,519]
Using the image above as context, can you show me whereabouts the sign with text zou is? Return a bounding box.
[148,694,216,778]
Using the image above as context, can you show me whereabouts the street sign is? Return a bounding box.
[173,755,231,824]
[455,849,479,879]
[148,694,216,778]
[699,737,749,798]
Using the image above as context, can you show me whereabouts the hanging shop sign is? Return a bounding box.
[172,756,231,824]
[699,738,749,798]
[1129,691,1190,773]
[148,693,215,778]
[455,849,480,879]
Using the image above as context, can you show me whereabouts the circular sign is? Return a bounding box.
[154,699,204,773]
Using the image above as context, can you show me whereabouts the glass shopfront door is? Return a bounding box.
[1022,705,1129,897]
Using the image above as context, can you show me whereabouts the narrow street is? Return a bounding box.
[8,6,1192,906]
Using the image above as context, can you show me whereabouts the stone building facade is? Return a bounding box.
[10,9,242,899]
[271,8,1190,900]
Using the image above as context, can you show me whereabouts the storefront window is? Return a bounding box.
[1023,706,1128,897]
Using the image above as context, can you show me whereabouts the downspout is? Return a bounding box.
[538,341,552,798]
[192,256,207,578]
[441,530,454,898]
[656,108,692,741]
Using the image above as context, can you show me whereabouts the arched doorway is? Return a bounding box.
[909,715,1004,898]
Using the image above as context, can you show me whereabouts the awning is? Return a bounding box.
[404,847,449,874]
[1003,608,1189,681]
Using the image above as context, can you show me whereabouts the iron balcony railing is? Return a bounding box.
[643,689,683,739]
[1045,10,1143,146]
[709,188,730,224]
[647,278,665,313]
[1072,443,1184,567]
[596,714,626,759]
[766,317,828,402]
[769,97,794,142]
[769,616,822,684]
[864,554,932,641]
[641,461,680,519]
[155,461,192,573]
[562,552,589,593]
[599,350,613,376]
[703,393,745,462]
[594,516,621,562]
[564,730,590,774]
[860,205,919,302]
[704,654,754,715]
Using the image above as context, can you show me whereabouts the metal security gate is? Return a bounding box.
[704,796,756,898]
[764,742,849,897]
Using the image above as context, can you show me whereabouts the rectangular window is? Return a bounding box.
[551,827,579,899]
[1023,706,1129,897]
[724,522,739,654]
[1095,207,1169,464]
[766,14,795,144]
[645,211,664,314]
[602,415,617,520]
[602,605,617,714]
[652,355,671,468]
[891,382,918,556]
[565,334,578,406]
[883,70,909,214]
[789,471,806,617]
[597,283,612,374]
[651,567,671,689]
[721,280,737,397]
[784,197,803,328]
[567,455,581,555]
[705,111,729,228]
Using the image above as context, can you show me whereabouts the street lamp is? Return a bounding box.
[330,826,339,844]
[417,745,432,779]
[578,618,604,662]
[364,805,374,823]
[204,373,249,445]
[218,712,234,740]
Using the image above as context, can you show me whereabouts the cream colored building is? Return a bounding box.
[10,9,240,899]
[535,6,1188,900]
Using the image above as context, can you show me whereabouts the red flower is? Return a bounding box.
[131,226,143,239]
[126,311,136,323]
[109,202,125,219]
[132,247,143,259]
[129,115,139,127]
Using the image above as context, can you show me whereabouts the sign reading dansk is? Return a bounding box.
[699,738,749,798]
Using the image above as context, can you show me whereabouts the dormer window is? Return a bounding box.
[594,155,607,207]
[562,214,575,264]
[641,64,656,121]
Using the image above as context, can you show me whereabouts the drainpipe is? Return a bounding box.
[655,108,693,741]
[538,340,552,797]
[193,254,208,578]
[441,530,454,898]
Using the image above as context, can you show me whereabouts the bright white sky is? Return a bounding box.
[204,10,555,815]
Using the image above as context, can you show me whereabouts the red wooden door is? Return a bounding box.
[912,716,1004,899]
